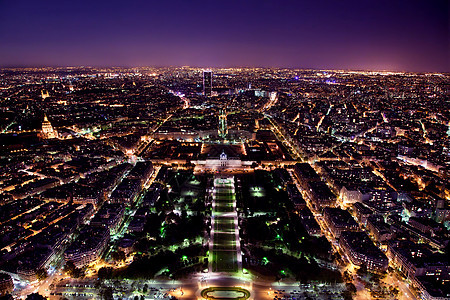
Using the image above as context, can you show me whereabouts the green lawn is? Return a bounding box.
[211,176,239,273]
[213,232,235,245]
[214,195,235,201]
[215,203,235,213]
[214,218,235,233]
[212,250,238,272]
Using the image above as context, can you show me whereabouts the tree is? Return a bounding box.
[98,267,112,279]
[36,268,48,281]
[26,293,46,300]
[341,290,353,300]
[391,287,399,295]
[64,261,83,278]
[111,250,126,262]
[370,273,381,283]
[343,270,352,282]
[346,282,357,294]
[118,250,126,262]
[64,261,76,276]
[99,287,113,300]
[356,263,367,276]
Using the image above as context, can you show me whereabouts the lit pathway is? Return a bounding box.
[209,175,242,273]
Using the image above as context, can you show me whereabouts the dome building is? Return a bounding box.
[41,115,58,139]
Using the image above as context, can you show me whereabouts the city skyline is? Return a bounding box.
[0,66,448,300]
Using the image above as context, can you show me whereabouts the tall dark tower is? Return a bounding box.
[203,70,212,96]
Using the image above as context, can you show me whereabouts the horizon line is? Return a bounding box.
[0,65,448,74]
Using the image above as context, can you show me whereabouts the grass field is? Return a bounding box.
[214,203,235,213]
[213,233,236,250]
[214,218,235,233]
[212,250,238,272]
[211,176,239,273]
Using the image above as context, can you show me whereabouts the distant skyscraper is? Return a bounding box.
[41,114,58,139]
[203,70,212,96]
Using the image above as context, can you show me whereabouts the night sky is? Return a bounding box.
[0,0,448,72]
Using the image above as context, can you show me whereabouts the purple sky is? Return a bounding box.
[0,0,448,72]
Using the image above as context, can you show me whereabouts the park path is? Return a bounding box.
[209,175,242,273]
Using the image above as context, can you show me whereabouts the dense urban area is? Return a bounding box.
[0,67,448,300]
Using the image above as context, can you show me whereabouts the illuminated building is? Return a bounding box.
[41,114,58,139]
[366,215,392,243]
[41,89,49,99]
[286,184,306,210]
[339,231,388,272]
[203,70,212,96]
[64,226,110,267]
[353,202,372,226]
[196,149,248,169]
[16,247,55,281]
[90,203,125,235]
[323,207,359,238]
[387,240,449,287]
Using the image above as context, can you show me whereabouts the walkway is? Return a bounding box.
[209,175,242,273]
